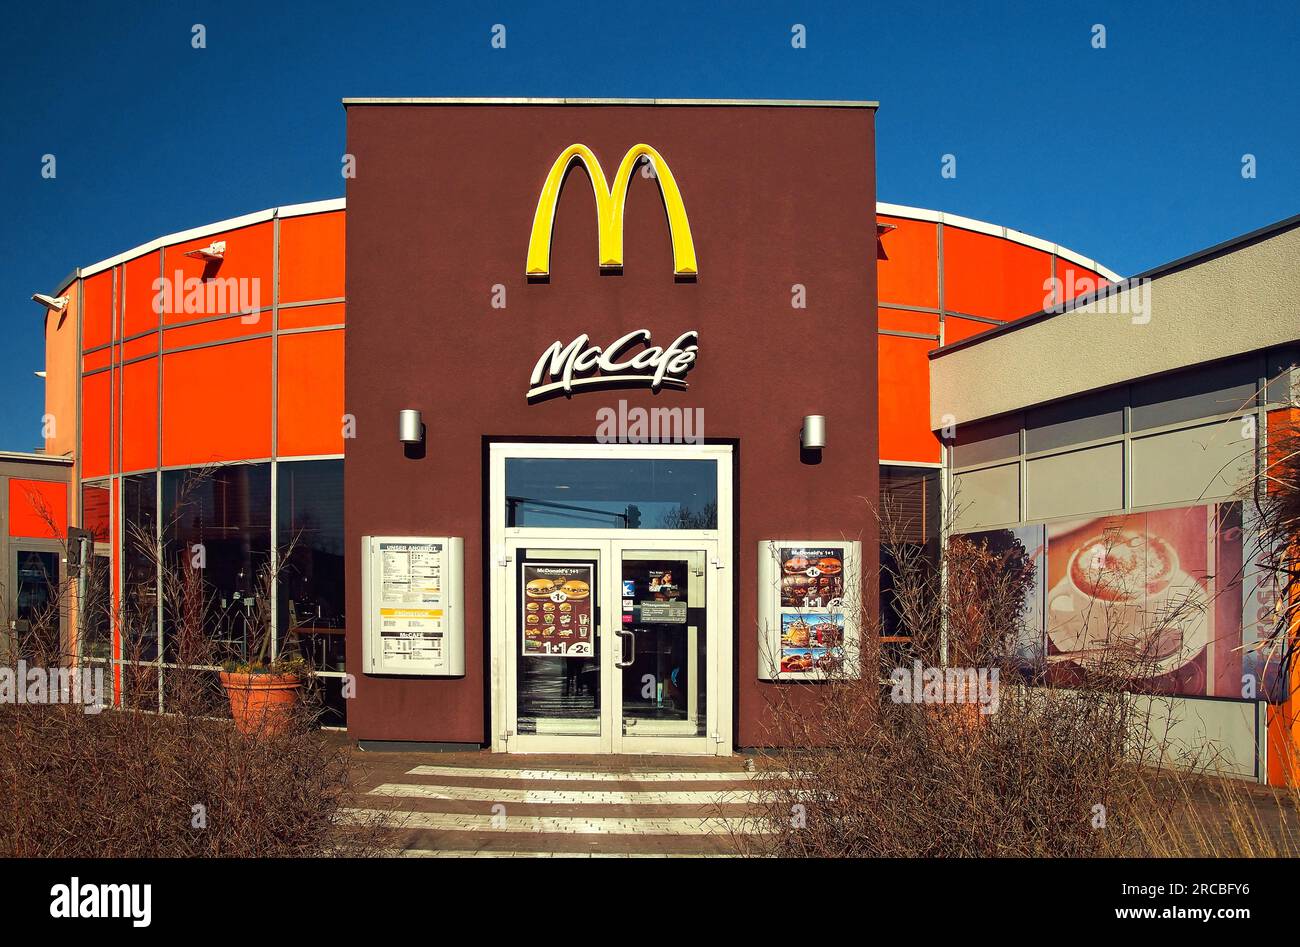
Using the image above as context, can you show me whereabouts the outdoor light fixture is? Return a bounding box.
[31,293,68,313]
[801,415,826,450]
[398,409,423,445]
[184,241,226,262]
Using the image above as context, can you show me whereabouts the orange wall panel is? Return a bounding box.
[279,301,346,331]
[121,334,159,361]
[944,315,1001,345]
[120,357,159,472]
[278,212,346,304]
[277,330,344,457]
[1056,263,1109,303]
[162,222,274,325]
[83,349,112,373]
[163,313,270,349]
[878,307,939,336]
[161,338,272,466]
[82,270,114,351]
[877,216,938,309]
[8,478,69,539]
[122,250,162,338]
[81,370,113,479]
[943,226,1054,321]
[878,334,941,464]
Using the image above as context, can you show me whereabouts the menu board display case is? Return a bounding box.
[361,536,465,676]
[757,539,861,681]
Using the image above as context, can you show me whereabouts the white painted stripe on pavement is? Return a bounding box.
[404,765,779,782]
[369,783,760,805]
[345,807,770,836]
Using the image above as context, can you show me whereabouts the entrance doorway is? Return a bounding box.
[488,443,733,755]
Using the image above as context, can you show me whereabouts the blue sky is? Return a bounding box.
[1,0,1297,451]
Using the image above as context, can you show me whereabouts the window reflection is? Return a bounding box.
[162,464,271,664]
[277,460,345,672]
[505,459,717,529]
[122,473,158,661]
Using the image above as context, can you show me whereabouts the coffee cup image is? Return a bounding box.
[1047,528,1207,676]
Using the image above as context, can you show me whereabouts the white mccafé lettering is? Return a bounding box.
[527,329,699,398]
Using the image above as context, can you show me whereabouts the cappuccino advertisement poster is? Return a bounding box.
[958,501,1259,700]
[778,546,846,608]
[522,562,594,658]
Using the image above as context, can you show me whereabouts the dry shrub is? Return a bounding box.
[0,469,391,857]
[738,494,1205,857]
[0,699,383,857]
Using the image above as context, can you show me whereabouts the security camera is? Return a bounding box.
[34,370,46,378]
[31,293,69,313]
[184,241,226,261]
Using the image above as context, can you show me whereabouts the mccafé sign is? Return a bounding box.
[528,329,699,400]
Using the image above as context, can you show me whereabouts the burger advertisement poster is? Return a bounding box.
[778,547,847,675]
[781,613,846,674]
[522,563,594,657]
[779,547,845,608]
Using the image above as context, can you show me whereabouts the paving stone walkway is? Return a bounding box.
[348,749,778,857]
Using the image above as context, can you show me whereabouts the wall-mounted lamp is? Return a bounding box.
[398,409,424,445]
[800,415,826,450]
[31,293,69,313]
[184,241,226,262]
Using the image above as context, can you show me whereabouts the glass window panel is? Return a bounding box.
[80,482,111,543]
[13,550,60,662]
[1130,355,1260,431]
[505,458,717,529]
[79,553,113,661]
[162,464,271,665]
[122,473,158,661]
[277,460,345,674]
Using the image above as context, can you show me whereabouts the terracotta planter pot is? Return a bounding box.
[219,671,302,736]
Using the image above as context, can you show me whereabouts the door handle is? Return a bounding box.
[615,628,635,669]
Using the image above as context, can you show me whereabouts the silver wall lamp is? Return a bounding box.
[398,409,424,445]
[800,415,826,450]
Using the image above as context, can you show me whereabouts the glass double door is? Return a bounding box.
[504,538,721,754]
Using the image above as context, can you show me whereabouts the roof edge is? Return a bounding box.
[55,198,346,292]
[877,201,1123,283]
[342,96,878,108]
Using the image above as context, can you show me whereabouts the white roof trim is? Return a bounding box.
[72,199,346,283]
[342,96,878,108]
[876,201,1122,282]
[60,195,1119,291]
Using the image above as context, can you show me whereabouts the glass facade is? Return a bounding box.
[89,460,345,722]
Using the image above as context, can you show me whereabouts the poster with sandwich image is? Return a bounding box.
[779,547,845,608]
[521,562,594,657]
[780,612,846,674]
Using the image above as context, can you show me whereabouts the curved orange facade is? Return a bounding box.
[48,199,1116,480]
[875,204,1116,465]
[39,196,1115,729]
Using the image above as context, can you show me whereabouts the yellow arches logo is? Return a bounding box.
[526,143,697,278]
